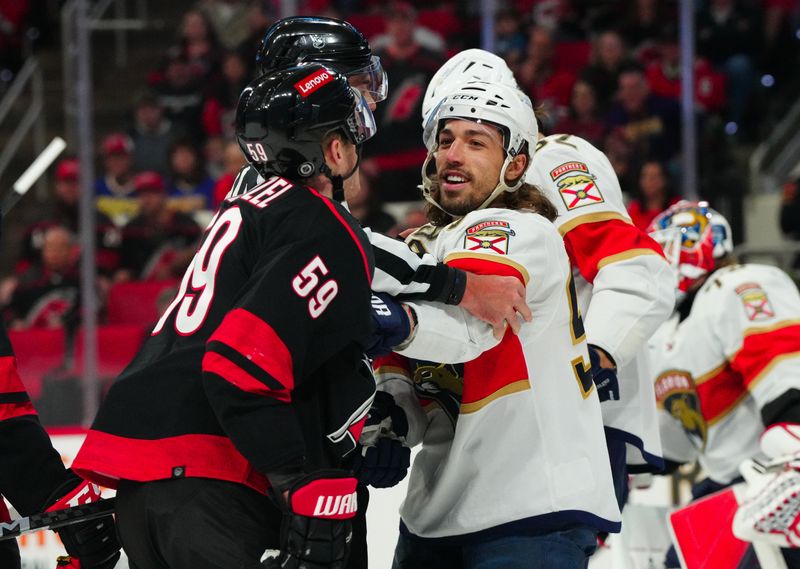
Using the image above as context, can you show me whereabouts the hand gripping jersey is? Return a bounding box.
[649,263,800,483]
[525,134,674,470]
[227,165,463,303]
[73,176,377,492]
[375,208,621,540]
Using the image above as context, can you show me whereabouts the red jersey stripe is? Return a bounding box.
[696,364,746,425]
[562,218,664,283]
[208,308,294,392]
[308,189,372,285]
[731,323,800,390]
[202,352,291,402]
[73,430,269,493]
[462,330,529,411]
[444,253,529,285]
[0,356,26,394]
[0,400,36,421]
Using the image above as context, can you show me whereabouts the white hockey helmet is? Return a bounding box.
[422,49,519,125]
[421,81,538,215]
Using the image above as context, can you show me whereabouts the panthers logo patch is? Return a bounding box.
[736,283,775,321]
[557,174,604,210]
[464,220,515,255]
[655,369,707,450]
[412,361,463,428]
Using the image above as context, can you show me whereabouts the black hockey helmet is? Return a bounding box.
[235,63,376,181]
[256,17,387,105]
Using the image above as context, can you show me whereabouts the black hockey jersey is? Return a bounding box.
[74,176,376,493]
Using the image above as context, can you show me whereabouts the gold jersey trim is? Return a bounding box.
[460,379,531,414]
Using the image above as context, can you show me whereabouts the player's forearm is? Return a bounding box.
[584,254,675,368]
[395,301,498,363]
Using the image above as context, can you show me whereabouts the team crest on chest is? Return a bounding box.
[736,283,775,321]
[463,220,515,255]
[655,369,708,450]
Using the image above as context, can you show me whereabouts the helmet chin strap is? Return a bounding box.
[321,146,362,203]
[420,151,525,218]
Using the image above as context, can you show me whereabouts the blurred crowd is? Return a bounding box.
[0,0,799,333]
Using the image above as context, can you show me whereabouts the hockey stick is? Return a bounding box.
[0,497,115,541]
[1,137,67,217]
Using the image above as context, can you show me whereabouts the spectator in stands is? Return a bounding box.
[117,172,201,282]
[178,9,221,81]
[607,63,681,164]
[212,140,247,209]
[6,226,81,330]
[580,30,633,112]
[348,173,397,235]
[645,26,726,115]
[165,139,215,213]
[198,0,251,51]
[696,0,759,130]
[495,9,526,68]
[19,158,120,277]
[361,2,444,202]
[95,133,138,226]
[626,160,679,231]
[129,92,182,177]
[604,129,639,197]
[202,50,249,140]
[517,25,576,122]
[554,79,605,147]
[370,2,446,54]
[153,50,205,141]
[620,0,670,57]
[234,3,272,66]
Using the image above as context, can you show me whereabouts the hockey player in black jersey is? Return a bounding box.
[0,309,119,568]
[73,65,378,569]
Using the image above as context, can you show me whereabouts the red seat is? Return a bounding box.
[345,14,386,40]
[73,325,147,380]
[106,280,178,327]
[8,328,66,400]
[418,9,461,41]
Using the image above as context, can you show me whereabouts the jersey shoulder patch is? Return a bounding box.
[462,220,515,255]
[551,164,605,211]
[735,282,775,321]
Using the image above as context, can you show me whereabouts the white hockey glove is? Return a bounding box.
[732,423,800,547]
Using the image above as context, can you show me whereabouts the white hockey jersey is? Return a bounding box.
[649,263,800,483]
[375,207,621,540]
[525,134,675,469]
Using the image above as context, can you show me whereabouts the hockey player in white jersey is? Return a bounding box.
[371,81,620,568]
[646,201,800,566]
[419,49,675,507]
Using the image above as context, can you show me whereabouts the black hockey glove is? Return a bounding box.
[589,345,620,402]
[351,391,411,488]
[46,475,120,569]
[263,470,357,569]
[364,293,411,358]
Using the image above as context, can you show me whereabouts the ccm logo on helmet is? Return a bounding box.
[295,69,334,98]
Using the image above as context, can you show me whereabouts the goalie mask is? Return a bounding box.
[421,50,523,148]
[256,17,387,107]
[420,81,538,216]
[647,200,733,301]
[235,64,376,182]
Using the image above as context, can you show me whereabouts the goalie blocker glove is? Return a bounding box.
[46,476,120,569]
[263,470,358,569]
[351,391,411,488]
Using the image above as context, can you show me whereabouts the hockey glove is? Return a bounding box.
[351,391,411,488]
[46,477,120,569]
[589,346,620,402]
[364,293,411,359]
[263,470,358,569]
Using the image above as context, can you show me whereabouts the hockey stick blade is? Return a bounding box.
[0,497,115,541]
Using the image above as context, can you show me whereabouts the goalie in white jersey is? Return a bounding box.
[419,50,675,508]
[371,81,620,568]
[647,201,800,565]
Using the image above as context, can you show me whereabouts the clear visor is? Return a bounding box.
[346,87,378,145]
[649,227,681,268]
[347,56,388,106]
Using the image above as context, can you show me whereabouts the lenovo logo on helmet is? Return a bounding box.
[295,69,334,97]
